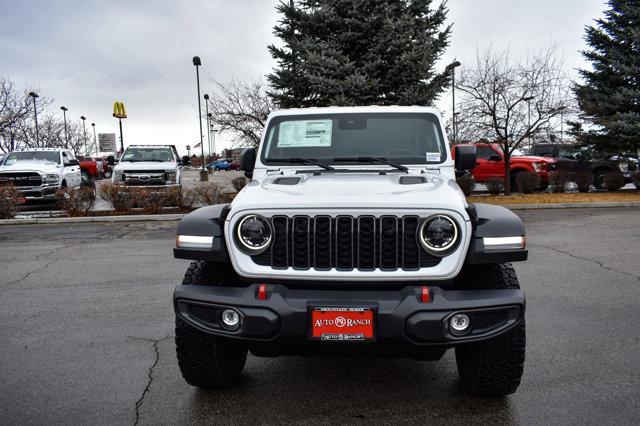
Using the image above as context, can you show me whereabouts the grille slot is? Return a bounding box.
[471,310,509,332]
[250,215,441,271]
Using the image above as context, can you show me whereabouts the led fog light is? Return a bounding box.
[221,309,240,330]
[450,313,470,336]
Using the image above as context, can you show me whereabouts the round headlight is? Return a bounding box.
[417,215,460,256]
[236,214,272,254]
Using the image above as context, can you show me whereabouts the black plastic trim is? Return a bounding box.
[173,204,230,262]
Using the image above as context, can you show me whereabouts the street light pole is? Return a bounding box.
[204,94,211,163]
[60,106,69,149]
[451,61,461,144]
[28,92,40,146]
[91,123,97,155]
[560,110,564,142]
[192,56,208,182]
[80,116,87,155]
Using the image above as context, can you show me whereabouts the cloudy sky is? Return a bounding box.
[0,0,607,155]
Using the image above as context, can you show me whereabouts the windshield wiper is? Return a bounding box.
[268,158,335,171]
[332,157,408,172]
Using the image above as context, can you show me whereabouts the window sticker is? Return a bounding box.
[277,120,332,148]
[426,152,441,162]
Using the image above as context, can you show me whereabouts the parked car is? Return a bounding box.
[75,155,101,182]
[228,161,240,171]
[0,148,81,201]
[111,144,183,188]
[207,159,231,171]
[531,143,638,190]
[173,106,528,397]
[455,142,556,190]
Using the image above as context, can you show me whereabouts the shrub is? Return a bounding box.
[99,182,135,212]
[195,182,224,205]
[456,173,475,196]
[633,171,640,190]
[485,177,504,195]
[574,171,594,193]
[232,176,247,192]
[549,171,571,193]
[0,184,22,219]
[137,189,169,215]
[167,186,199,209]
[605,171,625,192]
[55,187,95,217]
[514,171,541,194]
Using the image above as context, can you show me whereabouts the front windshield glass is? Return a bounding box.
[261,113,446,165]
[3,151,60,165]
[558,147,577,159]
[121,147,175,162]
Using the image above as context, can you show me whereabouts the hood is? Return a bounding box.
[114,161,177,171]
[0,161,62,174]
[231,171,468,213]
[512,155,555,163]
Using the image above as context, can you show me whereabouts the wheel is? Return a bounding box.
[538,182,549,191]
[593,171,608,190]
[510,171,521,192]
[454,263,526,397]
[175,261,248,389]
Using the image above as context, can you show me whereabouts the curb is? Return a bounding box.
[0,213,185,225]
[502,201,640,210]
[1,201,639,226]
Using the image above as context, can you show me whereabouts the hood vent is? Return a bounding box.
[399,176,427,185]
[272,177,301,185]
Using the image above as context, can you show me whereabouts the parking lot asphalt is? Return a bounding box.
[1,207,639,425]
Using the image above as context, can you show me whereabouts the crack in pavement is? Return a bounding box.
[134,335,170,426]
[533,244,640,281]
[0,258,60,289]
[0,243,75,289]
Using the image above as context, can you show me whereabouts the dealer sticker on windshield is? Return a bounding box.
[310,307,375,341]
[426,152,441,162]
[277,120,332,148]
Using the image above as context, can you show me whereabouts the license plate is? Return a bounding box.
[309,307,375,341]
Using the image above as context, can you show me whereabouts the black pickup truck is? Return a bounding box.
[531,143,638,189]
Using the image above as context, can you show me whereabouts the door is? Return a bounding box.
[473,145,504,181]
[62,151,81,187]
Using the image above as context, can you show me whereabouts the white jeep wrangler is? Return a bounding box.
[0,148,81,200]
[172,106,527,396]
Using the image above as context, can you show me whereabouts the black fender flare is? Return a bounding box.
[466,203,528,264]
[173,204,231,262]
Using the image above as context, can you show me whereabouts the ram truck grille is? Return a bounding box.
[251,215,441,271]
[0,172,42,187]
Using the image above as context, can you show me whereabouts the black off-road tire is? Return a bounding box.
[175,261,248,389]
[454,263,526,397]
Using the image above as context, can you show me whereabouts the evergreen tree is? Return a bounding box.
[572,0,640,153]
[267,0,455,108]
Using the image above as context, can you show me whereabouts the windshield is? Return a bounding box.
[121,147,175,162]
[3,151,60,165]
[261,113,446,165]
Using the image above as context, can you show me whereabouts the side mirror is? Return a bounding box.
[454,145,477,171]
[67,159,80,166]
[181,155,191,166]
[107,155,115,166]
[239,148,256,179]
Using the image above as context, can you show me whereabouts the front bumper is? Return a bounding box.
[17,184,59,201]
[174,283,525,355]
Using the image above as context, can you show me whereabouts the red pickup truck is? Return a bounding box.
[455,143,556,190]
[75,156,101,181]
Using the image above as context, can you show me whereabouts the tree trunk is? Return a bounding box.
[504,151,511,195]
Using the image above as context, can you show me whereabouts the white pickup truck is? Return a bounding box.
[0,148,81,201]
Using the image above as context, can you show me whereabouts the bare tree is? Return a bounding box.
[206,78,275,148]
[0,78,34,152]
[456,46,573,194]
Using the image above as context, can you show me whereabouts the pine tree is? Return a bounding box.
[572,0,640,153]
[267,0,455,108]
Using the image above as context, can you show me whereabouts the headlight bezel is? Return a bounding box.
[417,214,461,257]
[45,173,59,183]
[235,214,273,255]
[165,169,177,183]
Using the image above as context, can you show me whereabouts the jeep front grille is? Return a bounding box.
[251,215,441,271]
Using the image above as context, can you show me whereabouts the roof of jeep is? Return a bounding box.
[268,105,440,118]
